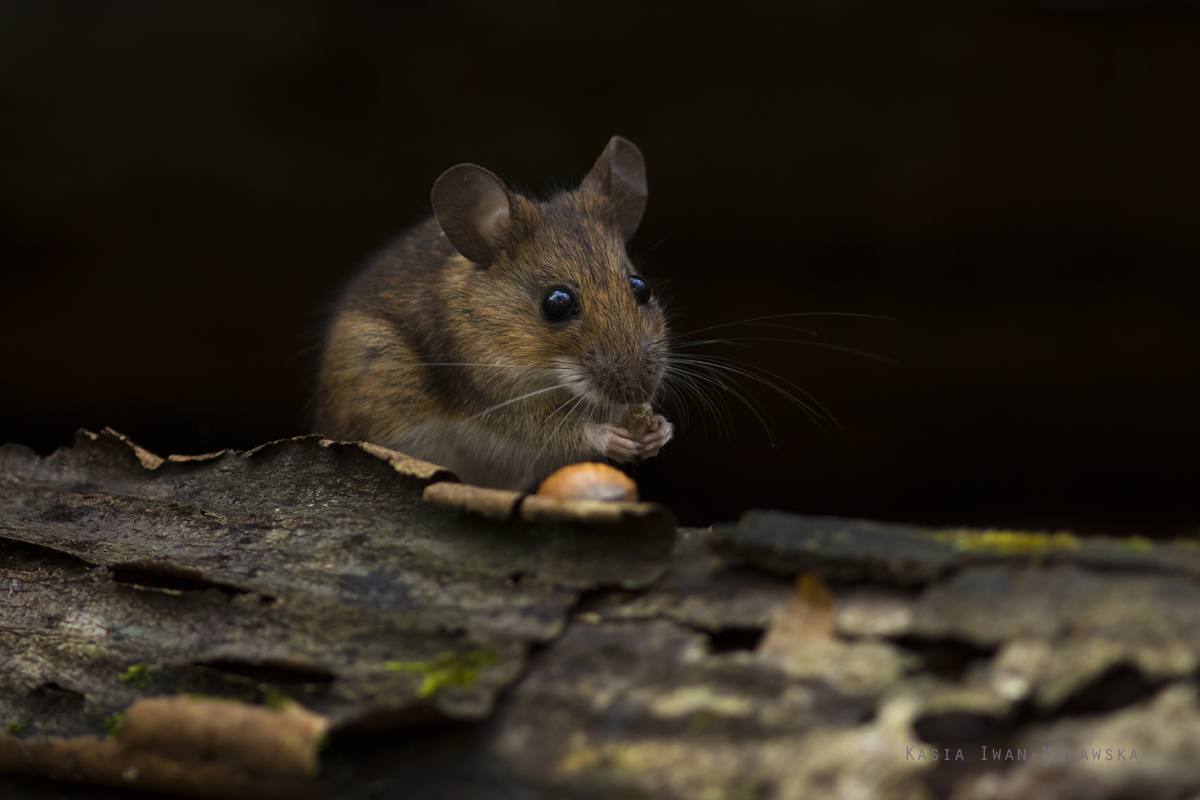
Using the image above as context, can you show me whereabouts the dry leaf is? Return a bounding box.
[759,572,835,651]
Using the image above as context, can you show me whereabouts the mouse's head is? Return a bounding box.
[431,136,669,416]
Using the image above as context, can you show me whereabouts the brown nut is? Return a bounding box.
[621,402,654,440]
[536,462,638,502]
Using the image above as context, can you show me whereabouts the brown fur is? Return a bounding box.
[314,137,673,490]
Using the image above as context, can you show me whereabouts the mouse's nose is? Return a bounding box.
[637,372,660,403]
[585,350,642,405]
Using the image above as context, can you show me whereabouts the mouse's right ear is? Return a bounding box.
[431,164,513,267]
[581,136,647,242]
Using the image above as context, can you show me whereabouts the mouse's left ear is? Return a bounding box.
[581,136,647,242]
[432,164,513,267]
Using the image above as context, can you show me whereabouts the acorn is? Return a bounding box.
[621,402,654,440]
[536,462,638,502]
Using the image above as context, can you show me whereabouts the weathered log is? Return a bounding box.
[3,431,1200,799]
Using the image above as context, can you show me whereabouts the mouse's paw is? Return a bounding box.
[636,415,673,460]
[586,422,639,463]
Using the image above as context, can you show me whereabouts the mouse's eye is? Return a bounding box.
[629,275,652,305]
[541,286,579,323]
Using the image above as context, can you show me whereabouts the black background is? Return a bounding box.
[2,1,1197,534]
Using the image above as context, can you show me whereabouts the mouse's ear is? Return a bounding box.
[581,136,647,242]
[431,164,513,266]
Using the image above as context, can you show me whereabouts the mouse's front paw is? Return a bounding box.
[586,422,639,463]
[637,415,673,460]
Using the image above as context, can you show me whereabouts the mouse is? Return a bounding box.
[313,136,673,491]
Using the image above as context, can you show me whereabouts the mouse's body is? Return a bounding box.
[313,136,673,490]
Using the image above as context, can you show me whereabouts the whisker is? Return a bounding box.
[723,322,820,337]
[661,366,727,438]
[679,339,756,350]
[669,362,757,431]
[655,371,692,431]
[674,338,899,367]
[672,362,778,446]
[679,361,811,438]
[674,311,897,339]
[465,381,578,422]
[673,351,841,431]
[657,370,694,432]
[547,393,586,441]
[543,393,578,424]
[677,321,817,339]
[390,362,559,370]
[671,354,839,439]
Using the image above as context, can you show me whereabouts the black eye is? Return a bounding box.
[629,275,651,305]
[541,286,578,322]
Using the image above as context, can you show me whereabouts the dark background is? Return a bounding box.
[2,1,1196,534]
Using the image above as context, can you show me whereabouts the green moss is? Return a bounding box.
[386,649,500,698]
[936,529,1166,555]
[4,716,31,735]
[306,732,332,777]
[687,711,716,733]
[934,530,1079,554]
[117,664,150,689]
[184,693,243,704]
[264,688,289,711]
[103,711,127,739]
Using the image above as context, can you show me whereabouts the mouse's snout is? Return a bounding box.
[582,346,661,406]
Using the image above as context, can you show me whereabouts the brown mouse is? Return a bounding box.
[313,136,673,490]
